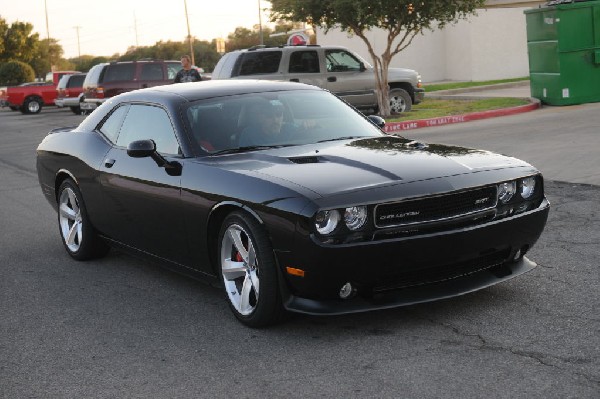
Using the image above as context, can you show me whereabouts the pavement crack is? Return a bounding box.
[416,316,600,386]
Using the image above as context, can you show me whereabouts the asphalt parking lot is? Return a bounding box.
[1,105,599,398]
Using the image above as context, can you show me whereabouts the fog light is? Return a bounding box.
[513,249,522,261]
[339,282,355,299]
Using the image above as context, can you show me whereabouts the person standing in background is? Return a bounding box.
[174,55,202,83]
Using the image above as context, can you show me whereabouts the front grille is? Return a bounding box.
[375,185,498,228]
[289,156,320,164]
[372,248,511,292]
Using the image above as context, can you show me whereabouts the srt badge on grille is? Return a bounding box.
[475,197,490,205]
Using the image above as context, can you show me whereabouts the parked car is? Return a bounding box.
[55,73,87,114]
[1,71,79,114]
[211,45,424,113]
[36,80,549,327]
[81,60,181,112]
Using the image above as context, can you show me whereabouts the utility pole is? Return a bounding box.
[258,0,264,45]
[73,26,82,58]
[44,0,50,41]
[134,12,139,47]
[184,0,195,65]
[44,0,53,72]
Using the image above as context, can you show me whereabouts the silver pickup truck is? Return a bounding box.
[211,45,424,113]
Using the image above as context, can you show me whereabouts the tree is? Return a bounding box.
[116,38,222,71]
[270,0,485,116]
[0,60,35,85]
[29,38,71,77]
[225,25,288,52]
[0,20,39,64]
[69,55,110,73]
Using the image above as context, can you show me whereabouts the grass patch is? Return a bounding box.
[388,97,530,121]
[425,77,529,92]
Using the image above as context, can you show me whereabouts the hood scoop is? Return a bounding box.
[288,156,322,164]
[406,140,429,150]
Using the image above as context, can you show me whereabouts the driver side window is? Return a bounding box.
[116,104,180,155]
[325,50,362,72]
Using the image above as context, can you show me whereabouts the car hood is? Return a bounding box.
[386,67,420,85]
[206,136,537,200]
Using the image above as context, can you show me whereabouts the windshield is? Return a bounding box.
[184,89,383,154]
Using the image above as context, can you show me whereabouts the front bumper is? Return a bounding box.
[278,198,549,315]
[285,256,536,315]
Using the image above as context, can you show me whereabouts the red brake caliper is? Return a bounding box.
[235,251,243,262]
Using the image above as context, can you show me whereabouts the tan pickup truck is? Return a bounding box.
[211,45,424,113]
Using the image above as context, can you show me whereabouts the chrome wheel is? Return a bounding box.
[26,98,42,114]
[56,179,108,260]
[389,88,412,114]
[59,186,83,253]
[220,223,260,316]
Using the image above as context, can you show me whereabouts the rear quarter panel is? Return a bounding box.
[36,130,113,227]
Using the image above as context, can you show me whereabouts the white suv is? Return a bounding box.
[211,45,424,113]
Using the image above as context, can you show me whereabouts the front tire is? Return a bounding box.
[70,106,82,115]
[218,211,286,327]
[389,88,412,114]
[57,179,109,260]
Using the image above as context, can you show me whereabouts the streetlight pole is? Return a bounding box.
[184,0,195,65]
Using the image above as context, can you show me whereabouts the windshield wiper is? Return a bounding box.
[211,144,295,155]
[316,136,366,143]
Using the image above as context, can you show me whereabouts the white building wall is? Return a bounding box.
[315,7,532,82]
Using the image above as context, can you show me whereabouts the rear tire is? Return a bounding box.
[57,179,109,260]
[22,97,42,114]
[70,106,82,115]
[218,211,286,327]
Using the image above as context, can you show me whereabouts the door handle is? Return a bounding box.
[141,84,148,88]
[327,76,337,82]
[104,158,116,168]
[289,78,300,82]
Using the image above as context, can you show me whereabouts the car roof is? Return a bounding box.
[123,79,323,103]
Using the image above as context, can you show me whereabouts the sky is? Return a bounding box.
[0,0,273,59]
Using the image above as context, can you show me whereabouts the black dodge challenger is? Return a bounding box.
[36,80,549,327]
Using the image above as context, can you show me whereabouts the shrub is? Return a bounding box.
[0,61,36,85]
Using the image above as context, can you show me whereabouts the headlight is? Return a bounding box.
[315,210,340,235]
[520,176,536,199]
[344,206,367,231]
[498,181,516,203]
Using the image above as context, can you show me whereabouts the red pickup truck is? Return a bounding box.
[0,71,79,114]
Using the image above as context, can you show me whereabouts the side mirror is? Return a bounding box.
[127,139,156,158]
[359,62,367,72]
[367,115,386,129]
[127,139,182,176]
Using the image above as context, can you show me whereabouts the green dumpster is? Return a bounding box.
[525,0,600,105]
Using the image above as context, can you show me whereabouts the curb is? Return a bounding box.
[384,98,541,134]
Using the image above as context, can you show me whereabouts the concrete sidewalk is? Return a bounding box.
[425,80,532,100]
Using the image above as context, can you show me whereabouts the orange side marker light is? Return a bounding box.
[286,267,305,277]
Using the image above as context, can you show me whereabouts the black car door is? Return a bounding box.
[96,103,188,264]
